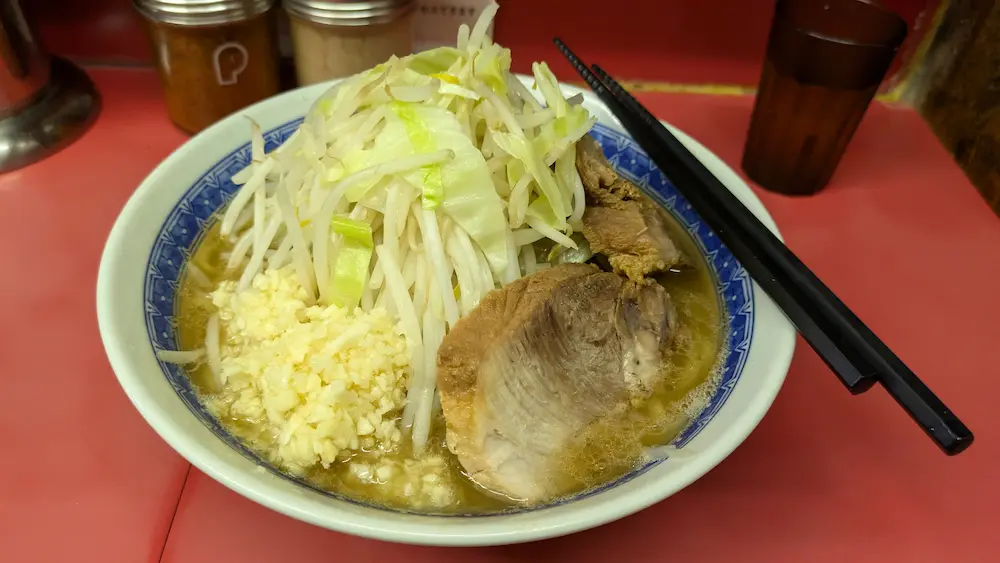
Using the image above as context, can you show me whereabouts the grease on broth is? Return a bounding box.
[175,208,724,513]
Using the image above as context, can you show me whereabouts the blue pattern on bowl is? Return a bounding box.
[142,119,754,515]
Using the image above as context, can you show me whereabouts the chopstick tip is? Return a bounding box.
[552,37,571,56]
[550,37,605,93]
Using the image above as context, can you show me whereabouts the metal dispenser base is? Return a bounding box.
[0,57,101,173]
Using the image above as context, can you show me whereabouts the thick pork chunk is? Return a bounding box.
[576,135,684,280]
[437,264,677,503]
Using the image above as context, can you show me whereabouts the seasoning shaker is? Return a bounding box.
[135,0,282,134]
[283,0,415,86]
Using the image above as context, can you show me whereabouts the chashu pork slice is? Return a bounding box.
[576,135,684,281]
[437,263,677,503]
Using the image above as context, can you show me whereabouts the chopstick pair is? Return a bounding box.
[553,38,973,455]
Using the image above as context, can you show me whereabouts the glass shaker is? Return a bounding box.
[135,0,282,134]
[283,0,415,86]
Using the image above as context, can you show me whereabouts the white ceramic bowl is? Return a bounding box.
[97,77,795,546]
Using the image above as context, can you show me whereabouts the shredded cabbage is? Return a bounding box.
[328,216,374,309]
[408,47,464,76]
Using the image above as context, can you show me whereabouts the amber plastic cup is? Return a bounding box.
[742,0,907,196]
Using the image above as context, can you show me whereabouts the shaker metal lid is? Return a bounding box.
[283,0,415,27]
[134,0,275,26]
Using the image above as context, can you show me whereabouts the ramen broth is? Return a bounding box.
[175,206,724,513]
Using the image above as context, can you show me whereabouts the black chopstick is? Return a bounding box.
[553,38,973,455]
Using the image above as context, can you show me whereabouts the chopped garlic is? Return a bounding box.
[207,266,411,473]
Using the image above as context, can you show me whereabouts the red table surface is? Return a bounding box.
[1,68,997,563]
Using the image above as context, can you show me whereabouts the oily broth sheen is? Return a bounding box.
[175,207,724,513]
[544,208,724,495]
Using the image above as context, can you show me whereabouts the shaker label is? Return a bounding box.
[212,41,249,86]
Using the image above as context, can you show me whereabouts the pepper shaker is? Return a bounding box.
[283,0,415,86]
[135,0,282,134]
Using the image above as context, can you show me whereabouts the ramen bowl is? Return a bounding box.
[96,77,796,546]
